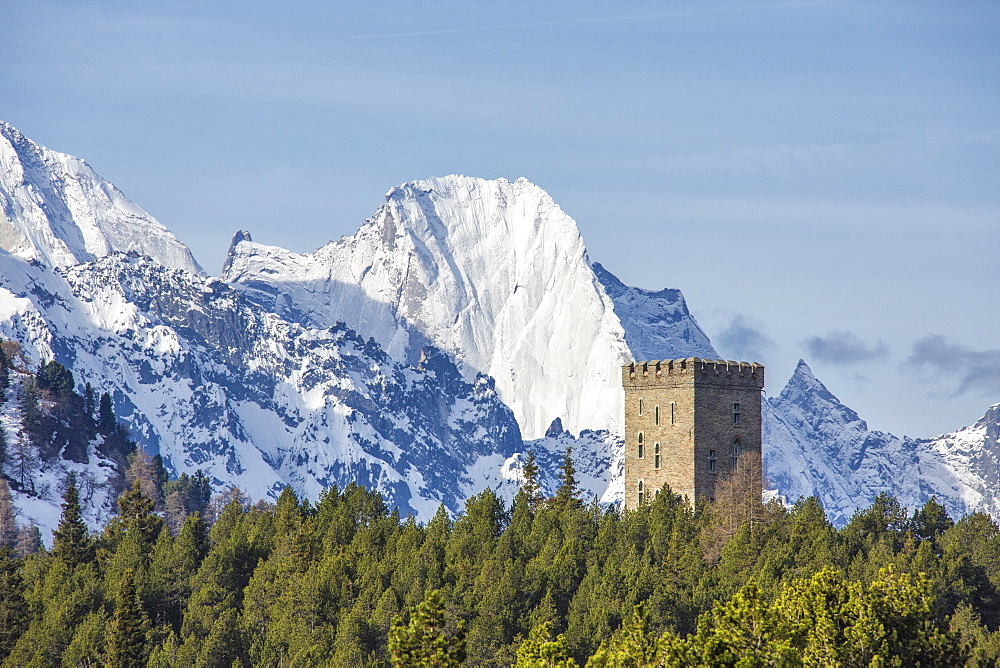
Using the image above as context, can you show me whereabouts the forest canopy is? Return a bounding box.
[0,469,998,666]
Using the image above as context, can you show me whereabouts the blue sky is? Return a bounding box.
[2,0,997,437]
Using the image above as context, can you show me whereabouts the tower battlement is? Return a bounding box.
[623,358,764,388]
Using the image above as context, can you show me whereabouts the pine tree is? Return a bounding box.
[35,360,74,396]
[0,547,27,660]
[82,382,95,419]
[514,621,577,667]
[554,446,579,507]
[913,496,954,541]
[107,568,150,667]
[389,589,466,667]
[196,607,241,666]
[273,485,302,544]
[0,479,16,548]
[587,606,658,667]
[670,566,967,666]
[98,392,116,434]
[52,475,93,569]
[521,450,543,509]
[115,480,163,549]
[156,513,209,633]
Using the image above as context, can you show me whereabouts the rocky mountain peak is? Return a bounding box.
[0,120,202,274]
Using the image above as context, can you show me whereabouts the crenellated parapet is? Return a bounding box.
[622,357,764,389]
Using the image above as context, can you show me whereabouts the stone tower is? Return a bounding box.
[621,357,764,509]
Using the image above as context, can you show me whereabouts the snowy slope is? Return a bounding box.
[462,420,624,511]
[0,248,527,520]
[0,121,201,273]
[912,404,1000,520]
[222,176,632,439]
[0,372,120,541]
[764,360,1000,526]
[592,263,717,361]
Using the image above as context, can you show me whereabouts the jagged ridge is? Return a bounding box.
[764,360,1000,526]
[0,121,201,273]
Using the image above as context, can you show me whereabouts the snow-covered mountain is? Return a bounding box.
[0,122,996,535]
[764,360,1000,526]
[914,404,1000,519]
[1,248,532,522]
[0,121,200,274]
[221,176,634,439]
[0,127,662,528]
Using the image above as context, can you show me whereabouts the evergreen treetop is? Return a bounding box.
[520,450,542,510]
[35,360,74,396]
[389,589,466,667]
[554,446,580,507]
[107,568,150,668]
[52,475,93,569]
[98,392,116,434]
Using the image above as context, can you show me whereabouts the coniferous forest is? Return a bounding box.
[1,467,1000,666]
[1,344,1000,665]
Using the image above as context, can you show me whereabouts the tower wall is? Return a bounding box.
[622,358,764,509]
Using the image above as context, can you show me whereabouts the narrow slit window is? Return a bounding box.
[654,405,660,425]
[670,402,675,425]
[637,432,644,459]
[654,442,661,470]
[638,398,643,416]
[708,449,717,474]
[733,402,741,426]
[638,480,645,506]
[731,439,741,467]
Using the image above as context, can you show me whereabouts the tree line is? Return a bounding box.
[0,452,998,666]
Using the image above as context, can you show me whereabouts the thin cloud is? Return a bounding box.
[907,335,1000,398]
[351,1,824,39]
[802,331,889,365]
[717,314,775,363]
